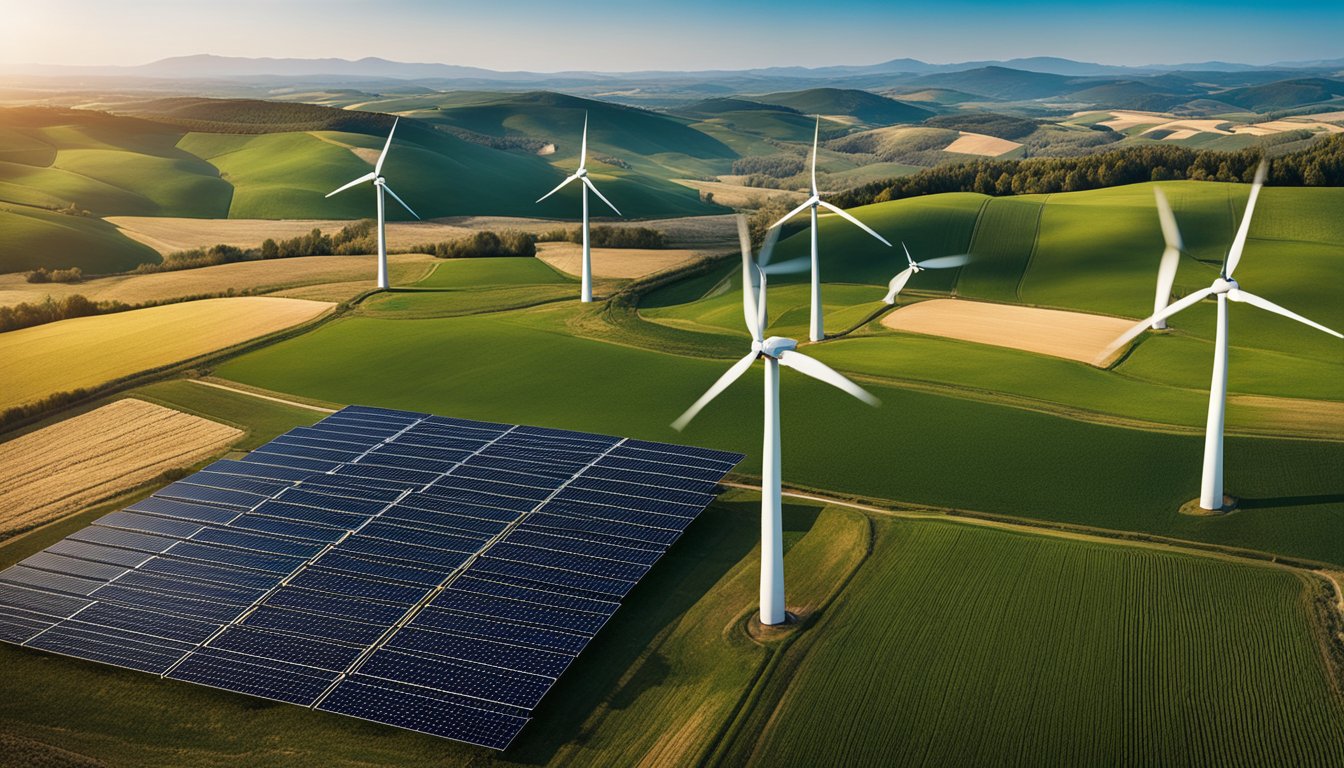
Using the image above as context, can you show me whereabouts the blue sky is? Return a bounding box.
[3,0,1340,69]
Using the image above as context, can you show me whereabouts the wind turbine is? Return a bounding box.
[1101,161,1342,511]
[325,117,420,290]
[883,243,971,304]
[1150,186,1185,329]
[770,117,892,341]
[536,112,621,303]
[672,217,878,625]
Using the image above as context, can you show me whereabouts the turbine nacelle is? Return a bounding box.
[759,337,798,359]
[1211,276,1239,294]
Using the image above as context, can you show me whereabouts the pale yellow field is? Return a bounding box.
[881,299,1135,365]
[107,215,739,253]
[1159,129,1201,141]
[1251,120,1344,134]
[1098,111,1168,131]
[1140,119,1232,136]
[0,296,333,410]
[307,131,381,164]
[0,399,241,536]
[672,179,807,209]
[535,242,705,279]
[0,253,437,308]
[943,132,1023,157]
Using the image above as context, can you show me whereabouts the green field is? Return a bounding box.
[0,201,158,273]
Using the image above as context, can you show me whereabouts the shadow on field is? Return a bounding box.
[506,497,822,764]
[1239,492,1344,510]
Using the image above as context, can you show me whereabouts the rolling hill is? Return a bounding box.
[1218,78,1344,111]
[753,88,935,125]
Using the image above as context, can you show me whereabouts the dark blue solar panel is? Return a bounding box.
[316,677,528,750]
[0,406,741,750]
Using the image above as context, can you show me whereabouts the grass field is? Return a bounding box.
[0,201,159,274]
[0,398,239,538]
[0,296,332,410]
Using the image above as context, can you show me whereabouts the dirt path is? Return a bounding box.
[189,379,337,413]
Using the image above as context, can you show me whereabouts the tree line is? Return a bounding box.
[833,135,1344,208]
[134,221,377,274]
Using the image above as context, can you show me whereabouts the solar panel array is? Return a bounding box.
[0,405,741,750]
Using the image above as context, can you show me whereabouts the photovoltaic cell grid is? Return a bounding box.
[0,406,742,750]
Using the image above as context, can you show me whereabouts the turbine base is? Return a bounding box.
[1179,495,1239,516]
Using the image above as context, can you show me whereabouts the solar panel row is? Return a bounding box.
[0,406,741,750]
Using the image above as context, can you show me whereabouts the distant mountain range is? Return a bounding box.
[9,53,1344,83]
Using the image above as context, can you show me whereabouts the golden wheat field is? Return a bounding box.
[0,398,241,537]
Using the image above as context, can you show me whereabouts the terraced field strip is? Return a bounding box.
[880,298,1136,365]
[0,296,334,411]
[0,398,240,537]
[536,242,705,279]
[736,518,1344,767]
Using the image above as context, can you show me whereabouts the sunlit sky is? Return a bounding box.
[2,0,1339,71]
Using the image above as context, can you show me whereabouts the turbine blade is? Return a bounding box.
[1100,286,1219,361]
[917,254,971,270]
[325,171,377,198]
[761,256,810,275]
[582,176,621,215]
[382,184,420,220]
[738,217,763,342]
[1229,289,1343,339]
[671,350,759,431]
[777,350,880,407]
[817,200,892,247]
[536,173,578,204]
[757,223,782,267]
[1153,245,1180,319]
[756,264,768,335]
[580,111,588,170]
[901,241,916,268]
[810,116,820,195]
[883,267,916,304]
[768,196,818,231]
[1225,159,1267,278]
[375,117,398,176]
[1154,187,1184,253]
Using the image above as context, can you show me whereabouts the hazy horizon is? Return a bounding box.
[2,0,1340,72]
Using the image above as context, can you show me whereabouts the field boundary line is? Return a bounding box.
[187,379,337,413]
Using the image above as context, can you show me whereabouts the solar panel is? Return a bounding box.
[0,406,741,751]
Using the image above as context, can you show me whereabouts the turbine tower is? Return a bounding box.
[883,243,970,304]
[770,117,892,341]
[325,117,420,290]
[672,217,878,625]
[1102,162,1342,510]
[536,112,621,302]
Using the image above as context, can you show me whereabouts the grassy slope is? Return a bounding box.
[0,201,159,273]
[212,300,1344,566]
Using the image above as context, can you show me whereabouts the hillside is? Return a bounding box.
[903,66,1078,100]
[1218,78,1344,111]
[753,88,935,124]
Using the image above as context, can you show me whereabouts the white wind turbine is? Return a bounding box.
[883,243,971,304]
[1101,161,1342,511]
[325,117,420,290]
[1149,186,1186,330]
[536,112,621,302]
[672,217,879,625]
[771,117,892,341]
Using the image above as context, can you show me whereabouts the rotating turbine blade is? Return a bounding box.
[901,242,916,268]
[768,196,819,231]
[777,350,880,407]
[755,264,768,336]
[375,117,398,176]
[817,200,892,247]
[579,112,588,171]
[1100,286,1219,361]
[810,116,820,196]
[671,350,760,431]
[917,254,971,270]
[1229,289,1343,339]
[1224,160,1267,278]
[536,173,579,203]
[326,171,377,198]
[761,256,810,275]
[883,267,915,304]
[382,184,420,220]
[738,217,763,342]
[757,223,782,267]
[582,176,621,215]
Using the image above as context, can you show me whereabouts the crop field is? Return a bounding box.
[0,296,332,410]
[729,518,1344,767]
[0,398,240,538]
[535,242,705,279]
